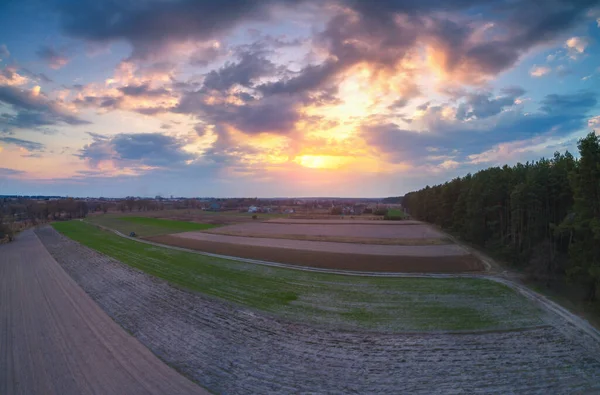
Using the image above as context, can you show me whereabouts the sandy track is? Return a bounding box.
[171,231,464,256]
[207,221,445,239]
[37,226,600,394]
[0,230,205,395]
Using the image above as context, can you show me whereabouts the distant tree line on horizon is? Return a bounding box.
[403,132,600,302]
[0,198,90,241]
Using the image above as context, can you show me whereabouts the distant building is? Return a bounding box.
[248,206,259,213]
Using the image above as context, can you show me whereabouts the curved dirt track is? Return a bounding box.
[0,230,205,395]
[36,226,600,394]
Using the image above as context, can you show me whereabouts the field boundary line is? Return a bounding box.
[82,220,600,345]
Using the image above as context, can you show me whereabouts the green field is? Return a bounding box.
[387,209,405,216]
[53,221,544,332]
[385,208,406,220]
[86,215,217,237]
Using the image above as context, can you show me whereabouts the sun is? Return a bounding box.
[293,155,350,169]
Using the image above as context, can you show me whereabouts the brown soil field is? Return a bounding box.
[1,230,204,395]
[269,218,423,225]
[207,222,445,239]
[169,232,464,256]
[202,230,447,246]
[147,234,483,272]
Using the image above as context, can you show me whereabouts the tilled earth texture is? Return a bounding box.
[149,233,482,272]
[205,221,445,239]
[0,230,204,395]
[36,226,600,394]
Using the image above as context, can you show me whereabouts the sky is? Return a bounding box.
[0,0,599,198]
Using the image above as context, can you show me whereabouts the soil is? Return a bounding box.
[1,230,204,395]
[268,218,423,225]
[148,234,485,272]
[206,222,445,239]
[35,226,600,394]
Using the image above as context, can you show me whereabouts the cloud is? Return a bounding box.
[118,83,170,97]
[203,50,277,91]
[0,167,25,178]
[362,90,597,167]
[0,44,9,61]
[79,132,195,169]
[189,42,228,66]
[0,137,45,151]
[530,65,551,77]
[257,60,340,96]
[55,0,306,60]
[565,36,589,58]
[0,84,89,133]
[36,45,70,69]
[178,90,301,135]
[0,65,28,86]
[540,91,597,114]
[455,87,525,121]
[465,134,577,165]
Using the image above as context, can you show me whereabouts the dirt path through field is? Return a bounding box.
[36,226,600,394]
[0,229,205,395]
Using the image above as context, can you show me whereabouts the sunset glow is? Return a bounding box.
[0,1,599,197]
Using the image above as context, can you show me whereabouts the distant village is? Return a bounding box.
[1,195,403,220]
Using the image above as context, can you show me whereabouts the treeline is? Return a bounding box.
[0,198,90,240]
[1,197,89,221]
[382,196,403,204]
[403,132,600,301]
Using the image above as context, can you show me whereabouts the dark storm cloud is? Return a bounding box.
[177,91,300,135]
[52,0,599,76]
[257,60,340,96]
[79,132,195,168]
[426,0,598,80]
[203,51,277,91]
[0,136,45,151]
[54,0,305,59]
[118,83,169,97]
[362,91,597,165]
[49,0,599,143]
[279,0,599,92]
[35,45,70,69]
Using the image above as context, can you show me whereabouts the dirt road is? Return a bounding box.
[0,230,205,395]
